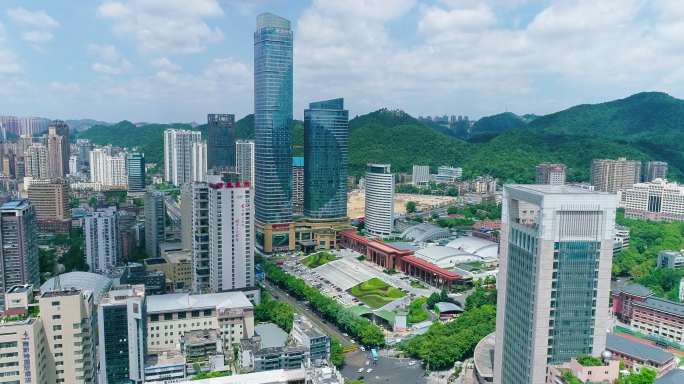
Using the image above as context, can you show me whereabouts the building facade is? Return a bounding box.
[658,250,684,268]
[645,161,668,182]
[127,152,146,193]
[622,178,684,221]
[435,166,462,183]
[144,190,166,258]
[412,165,430,185]
[191,141,207,183]
[364,164,394,237]
[181,182,211,293]
[304,98,349,220]
[164,129,202,187]
[535,163,566,185]
[89,147,128,189]
[0,200,39,310]
[84,207,119,274]
[0,317,53,384]
[207,173,255,292]
[292,157,304,216]
[236,140,255,187]
[494,185,617,384]
[590,158,641,192]
[46,121,69,179]
[207,114,236,170]
[97,285,146,384]
[254,13,293,227]
[27,179,70,231]
[24,143,49,179]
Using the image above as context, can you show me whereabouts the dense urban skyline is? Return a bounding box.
[2,1,684,122]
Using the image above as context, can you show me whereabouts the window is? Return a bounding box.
[164,313,172,321]
[150,314,159,322]
[52,301,60,306]
[53,325,62,331]
[178,312,186,319]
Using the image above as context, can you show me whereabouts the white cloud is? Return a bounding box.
[150,57,181,72]
[87,44,132,75]
[7,7,59,46]
[49,81,81,93]
[97,0,224,54]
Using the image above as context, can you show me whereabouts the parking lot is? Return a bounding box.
[342,350,427,384]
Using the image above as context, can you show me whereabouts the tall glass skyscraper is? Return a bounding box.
[207,114,235,169]
[126,152,145,193]
[254,13,293,225]
[304,98,349,219]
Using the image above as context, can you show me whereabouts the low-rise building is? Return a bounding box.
[546,356,619,384]
[606,333,677,378]
[144,351,187,384]
[657,250,684,269]
[175,368,307,384]
[614,225,630,254]
[240,323,307,372]
[623,178,684,221]
[291,315,330,362]
[146,291,254,355]
[181,329,222,363]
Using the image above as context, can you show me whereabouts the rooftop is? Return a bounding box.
[506,184,608,195]
[657,369,684,384]
[636,297,684,318]
[473,332,495,379]
[616,283,653,297]
[606,334,674,365]
[255,323,288,349]
[145,351,186,367]
[293,315,325,338]
[435,302,463,313]
[1,199,30,210]
[175,368,306,384]
[147,291,252,314]
[40,271,114,304]
[182,329,220,346]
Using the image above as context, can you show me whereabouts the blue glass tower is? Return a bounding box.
[254,13,293,225]
[126,152,145,193]
[304,98,349,219]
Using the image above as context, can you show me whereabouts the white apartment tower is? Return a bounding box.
[535,163,566,185]
[236,140,255,187]
[89,147,128,188]
[590,158,641,192]
[412,165,430,185]
[181,182,211,293]
[494,185,617,384]
[191,141,208,182]
[164,129,202,186]
[207,173,255,292]
[84,207,119,274]
[24,143,49,179]
[364,164,394,236]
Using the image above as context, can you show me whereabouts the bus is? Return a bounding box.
[371,348,379,362]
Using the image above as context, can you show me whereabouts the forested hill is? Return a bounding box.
[78,92,684,182]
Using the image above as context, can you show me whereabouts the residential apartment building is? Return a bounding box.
[207,173,255,292]
[84,207,119,274]
[24,143,49,179]
[292,157,304,216]
[590,157,641,192]
[235,140,255,187]
[27,179,70,232]
[0,200,39,310]
[164,129,202,186]
[144,190,166,258]
[181,182,211,293]
[207,114,236,170]
[535,163,566,185]
[191,141,207,183]
[494,185,617,384]
[46,121,69,179]
[38,289,97,384]
[622,178,684,221]
[145,291,254,356]
[364,164,394,237]
[645,161,668,182]
[412,165,430,185]
[89,147,128,189]
[97,285,146,384]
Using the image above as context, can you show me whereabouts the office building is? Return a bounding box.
[24,143,49,179]
[254,13,294,239]
[207,173,254,292]
[164,129,202,186]
[494,185,617,384]
[145,245,192,292]
[207,114,236,169]
[535,163,566,185]
[27,179,70,232]
[146,290,254,355]
[303,98,349,220]
[364,164,394,236]
[236,140,255,187]
[434,166,462,183]
[658,250,684,269]
[181,182,211,293]
[0,200,39,310]
[412,165,430,186]
[127,152,146,193]
[645,161,668,181]
[590,158,641,192]
[292,157,304,215]
[38,289,97,384]
[84,207,119,274]
[0,317,53,384]
[144,190,166,258]
[191,141,207,182]
[622,178,684,221]
[46,121,69,179]
[98,285,146,384]
[89,147,128,189]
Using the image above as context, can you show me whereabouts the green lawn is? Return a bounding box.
[348,277,406,309]
[302,251,339,268]
[408,297,429,323]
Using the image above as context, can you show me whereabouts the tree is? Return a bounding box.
[616,368,656,384]
[427,292,441,309]
[465,286,497,311]
[330,339,345,368]
[405,201,417,214]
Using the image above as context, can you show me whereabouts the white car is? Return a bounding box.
[360,346,366,351]
[366,368,373,373]
[357,368,364,373]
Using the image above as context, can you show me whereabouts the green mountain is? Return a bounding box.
[77,92,684,183]
[470,112,526,137]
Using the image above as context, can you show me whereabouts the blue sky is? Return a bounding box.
[1,0,683,123]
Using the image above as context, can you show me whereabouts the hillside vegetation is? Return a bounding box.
[78,92,684,182]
